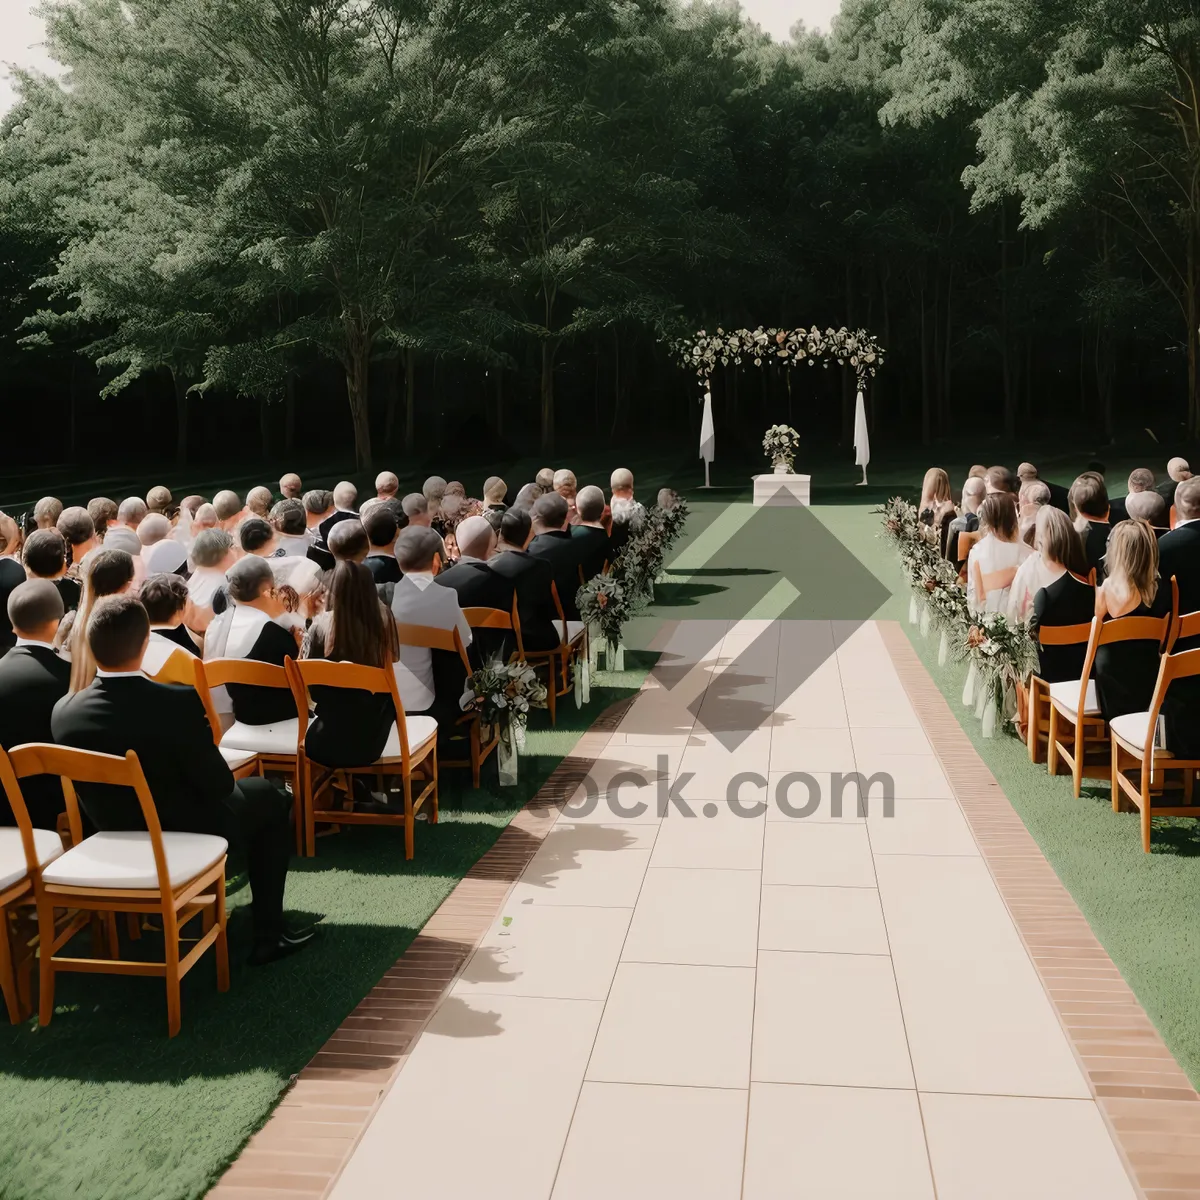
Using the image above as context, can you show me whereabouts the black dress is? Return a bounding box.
[0,556,26,658]
[1094,588,1170,721]
[1029,572,1095,683]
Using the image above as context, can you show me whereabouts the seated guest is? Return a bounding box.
[609,469,647,557]
[1017,462,1070,513]
[573,485,611,580]
[328,519,369,567]
[966,494,1031,614]
[1112,468,1156,525]
[246,486,273,519]
[66,548,137,691]
[139,512,188,575]
[1018,480,1051,546]
[280,473,303,500]
[512,483,540,512]
[1126,489,1169,531]
[87,497,117,542]
[204,556,301,726]
[554,469,580,524]
[23,529,82,611]
[402,492,431,528]
[1094,520,1170,721]
[1026,508,1096,681]
[947,476,987,566]
[390,527,472,723]
[240,516,284,559]
[301,561,402,768]
[919,468,952,525]
[376,471,400,502]
[190,502,219,541]
[985,465,1017,496]
[187,528,238,624]
[436,516,515,660]
[139,573,199,680]
[490,508,559,651]
[968,464,987,479]
[34,496,63,531]
[213,490,246,532]
[319,481,359,544]
[363,506,403,583]
[422,476,448,524]
[52,595,310,964]
[57,506,98,568]
[115,496,147,533]
[436,494,464,541]
[146,485,173,515]
[482,476,507,528]
[175,494,206,536]
[535,467,556,496]
[271,499,312,557]
[1158,476,1200,645]
[0,513,25,659]
[528,493,584,621]
[101,525,145,584]
[1011,506,1087,626]
[0,581,69,827]
[1157,457,1192,506]
[1070,473,1112,578]
[303,489,335,572]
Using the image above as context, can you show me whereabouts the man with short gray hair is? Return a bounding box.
[146,485,173,514]
[1125,490,1168,527]
[318,481,359,545]
[116,496,148,531]
[1158,456,1192,506]
[375,471,399,500]
[34,496,63,531]
[401,492,431,528]
[212,490,245,531]
[573,484,610,580]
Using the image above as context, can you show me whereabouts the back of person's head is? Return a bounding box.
[0,511,19,557]
[978,493,1018,541]
[117,496,147,528]
[137,513,170,546]
[1176,476,1200,521]
[226,554,274,604]
[8,579,64,638]
[363,505,398,549]
[1034,506,1088,577]
[499,507,532,549]
[328,519,368,563]
[440,494,464,526]
[483,476,506,504]
[445,481,466,500]
[532,492,569,531]
[1070,473,1109,521]
[271,499,307,536]
[57,506,96,548]
[553,469,577,496]
[1128,468,1155,493]
[968,464,987,479]
[333,480,358,511]
[23,529,67,579]
[381,497,407,527]
[1168,456,1192,482]
[422,476,447,504]
[395,526,445,573]
[375,470,399,498]
[87,497,117,535]
[1017,462,1038,482]
[456,515,494,560]
[610,467,634,494]
[535,467,555,492]
[280,472,303,498]
[239,517,276,555]
[304,488,333,517]
[327,561,394,668]
[985,465,1016,494]
[212,490,242,523]
[401,492,428,519]
[86,548,136,599]
[246,485,273,517]
[146,485,172,514]
[87,595,150,670]
[139,572,189,624]
[192,503,219,531]
[576,485,605,523]
[1107,520,1159,607]
[513,484,539,511]
[1020,481,1050,509]
[102,526,141,558]
[657,488,681,510]
[920,468,951,508]
[1125,489,1168,525]
[34,496,63,529]
[191,527,235,569]
[179,495,207,523]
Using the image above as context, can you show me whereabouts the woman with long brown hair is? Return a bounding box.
[300,561,401,768]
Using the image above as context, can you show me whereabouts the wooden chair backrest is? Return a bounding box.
[4,745,172,891]
[956,530,982,563]
[170,657,224,746]
[1134,646,1200,756]
[1174,610,1200,645]
[507,596,527,660]
[1074,610,1173,721]
[463,607,512,631]
[393,623,472,673]
[549,581,570,644]
[0,746,43,878]
[198,657,290,690]
[1037,622,1092,647]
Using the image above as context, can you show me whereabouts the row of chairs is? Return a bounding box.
[1026,581,1200,851]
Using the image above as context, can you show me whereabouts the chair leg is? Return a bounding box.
[36,897,55,1029]
[292,767,304,858]
[1141,793,1153,853]
[546,670,557,726]
[403,775,414,861]
[1072,720,1085,799]
[1047,707,1060,776]
[431,755,439,824]
[470,724,481,790]
[304,763,316,858]
[163,907,182,1038]
[0,909,20,1025]
[126,912,141,941]
[214,875,230,993]
[1111,740,1122,812]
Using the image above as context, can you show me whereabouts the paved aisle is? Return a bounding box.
[330,619,1138,1200]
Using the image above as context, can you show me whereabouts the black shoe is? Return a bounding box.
[248,926,318,967]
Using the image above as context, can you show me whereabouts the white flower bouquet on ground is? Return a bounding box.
[460,661,548,785]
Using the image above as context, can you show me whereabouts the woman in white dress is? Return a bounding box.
[1007,505,1081,624]
[967,493,1031,615]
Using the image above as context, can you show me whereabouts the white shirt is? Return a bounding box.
[14,637,57,651]
[1005,556,1066,625]
[96,669,144,679]
[187,567,226,608]
[141,629,189,678]
[966,534,1032,614]
[142,537,188,575]
[276,534,312,557]
[390,573,472,713]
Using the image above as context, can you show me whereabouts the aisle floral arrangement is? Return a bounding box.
[879,496,1036,737]
[460,661,548,785]
[762,424,801,472]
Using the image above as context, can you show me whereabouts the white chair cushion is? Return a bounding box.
[380,716,439,760]
[1048,679,1100,718]
[42,831,228,890]
[221,718,300,756]
[564,620,585,644]
[0,827,64,892]
[1110,711,1166,754]
[220,746,258,770]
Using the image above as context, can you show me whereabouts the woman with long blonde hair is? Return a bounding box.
[918,468,953,526]
[65,549,137,691]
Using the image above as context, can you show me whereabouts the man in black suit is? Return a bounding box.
[437,516,516,661]
[1159,478,1200,640]
[51,595,311,965]
[1017,463,1070,514]
[572,486,612,583]
[303,489,336,573]
[1157,457,1192,507]
[363,506,403,584]
[1071,473,1112,579]
[527,492,584,621]
[318,481,360,546]
[0,582,70,828]
[489,509,560,651]
[23,529,82,612]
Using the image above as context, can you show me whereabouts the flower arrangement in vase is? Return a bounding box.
[762,424,801,474]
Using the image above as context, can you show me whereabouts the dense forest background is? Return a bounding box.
[1,0,1198,470]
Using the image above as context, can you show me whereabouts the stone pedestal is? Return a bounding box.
[753,473,811,507]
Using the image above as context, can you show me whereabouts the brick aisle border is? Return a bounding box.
[880,620,1200,1200]
[207,694,638,1200]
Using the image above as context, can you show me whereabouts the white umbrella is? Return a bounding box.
[699,389,715,487]
[853,389,870,486]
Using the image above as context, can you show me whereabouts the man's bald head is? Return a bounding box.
[455,515,495,560]
[375,471,399,499]
[328,518,368,563]
[532,493,569,533]
[246,486,273,517]
[34,496,63,530]
[576,485,605,523]
[117,496,147,528]
[333,481,358,511]
[1126,490,1168,525]
[1168,457,1192,483]
[279,473,303,499]
[1016,463,1037,483]
[212,490,243,523]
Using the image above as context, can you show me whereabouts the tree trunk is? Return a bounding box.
[1188,207,1199,438]
[942,262,954,429]
[494,367,504,438]
[919,276,931,446]
[609,330,622,438]
[258,398,271,459]
[383,354,401,448]
[284,371,296,455]
[404,349,416,450]
[1000,203,1016,440]
[344,338,373,470]
[540,339,557,454]
[68,356,79,462]
[842,260,856,444]
[171,367,189,465]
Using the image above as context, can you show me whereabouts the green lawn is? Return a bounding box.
[0,659,653,1200]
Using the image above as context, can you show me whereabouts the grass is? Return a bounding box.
[0,658,653,1200]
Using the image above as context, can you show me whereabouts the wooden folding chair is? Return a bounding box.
[1048,611,1172,797]
[463,603,519,667]
[392,622,498,790]
[956,530,982,582]
[0,749,65,1023]
[1111,615,1200,851]
[519,582,586,726]
[285,658,438,858]
[2,744,229,1037]
[195,658,303,853]
[1026,622,1094,765]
